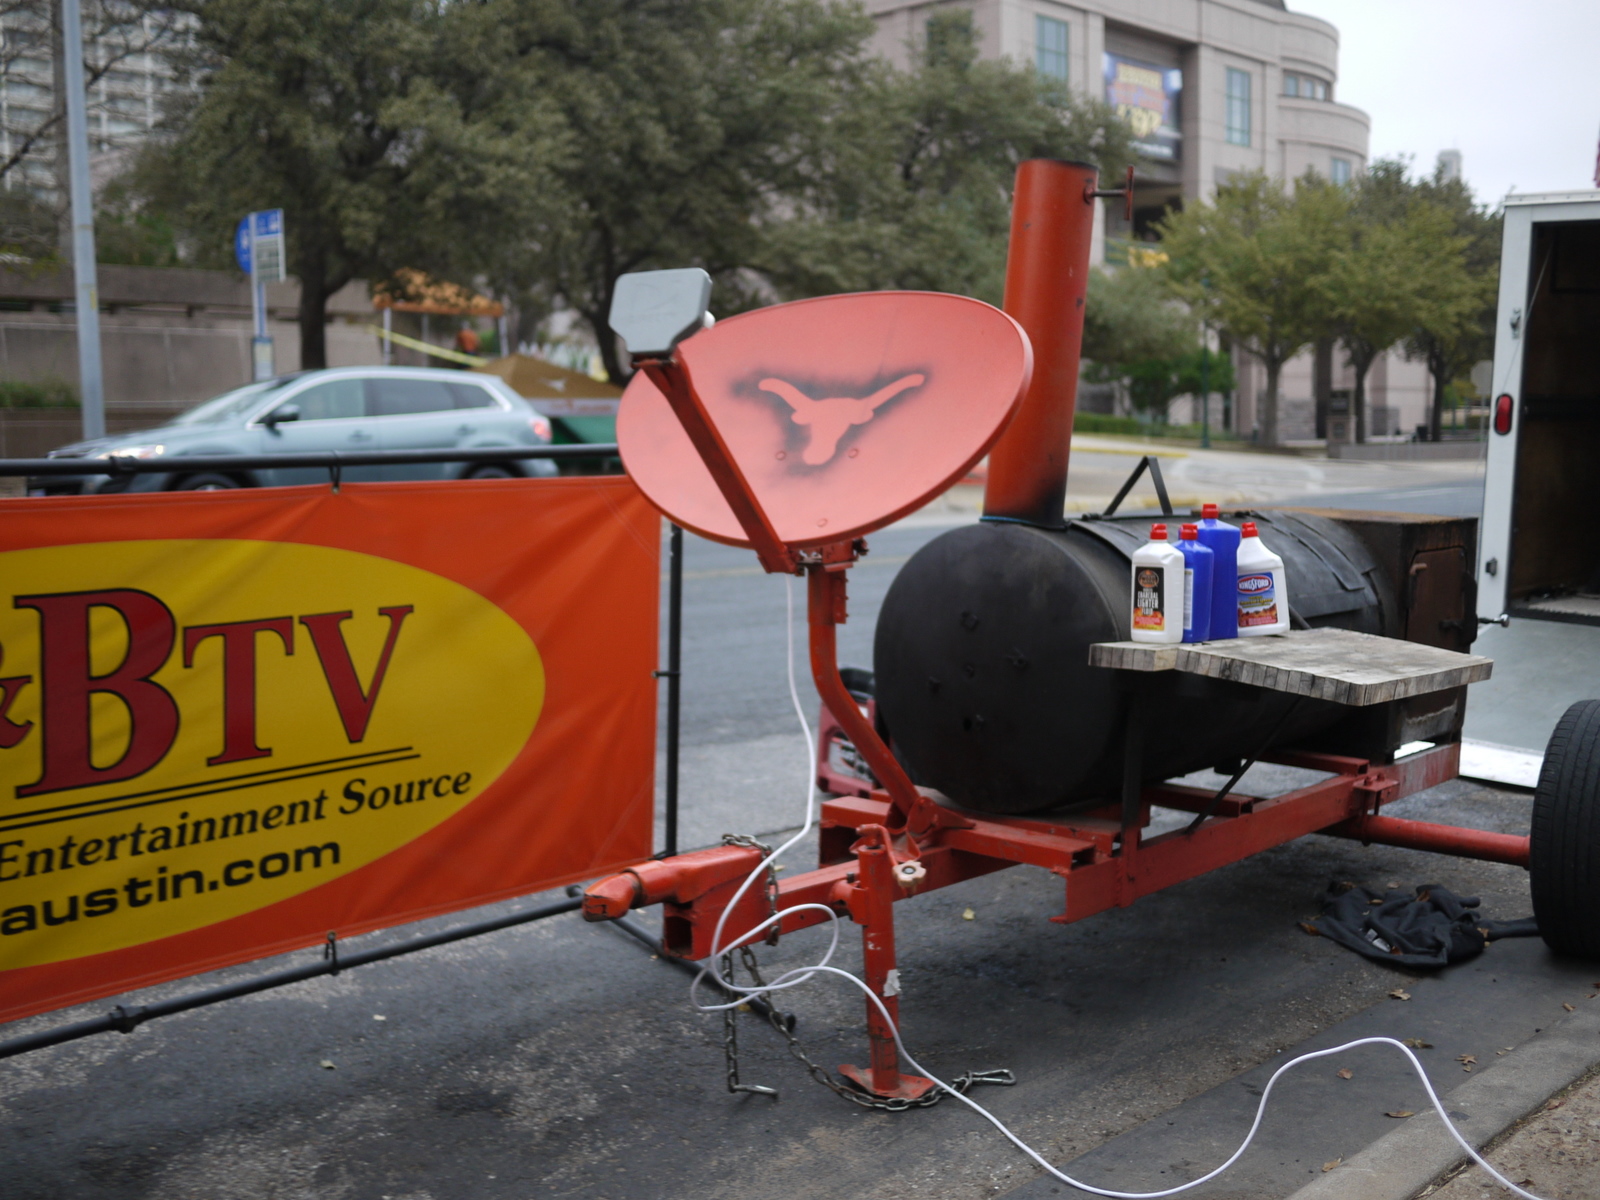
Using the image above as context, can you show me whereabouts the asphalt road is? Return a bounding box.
[9,472,1594,1200]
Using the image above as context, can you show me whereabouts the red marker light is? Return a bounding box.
[1493,394,1513,436]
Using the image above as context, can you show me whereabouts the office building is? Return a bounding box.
[867,1,1436,442]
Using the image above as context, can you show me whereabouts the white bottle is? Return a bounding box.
[1235,521,1290,636]
[1130,523,1185,644]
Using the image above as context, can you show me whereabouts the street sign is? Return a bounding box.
[234,209,286,282]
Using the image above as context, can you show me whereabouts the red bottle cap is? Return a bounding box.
[1180,523,1198,539]
[1241,521,1259,537]
[1202,503,1219,519]
[1150,523,1168,540]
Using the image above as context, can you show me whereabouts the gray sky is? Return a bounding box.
[1288,0,1600,207]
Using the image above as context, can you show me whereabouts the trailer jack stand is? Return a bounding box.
[838,828,936,1102]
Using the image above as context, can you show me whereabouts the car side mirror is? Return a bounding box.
[265,404,301,428]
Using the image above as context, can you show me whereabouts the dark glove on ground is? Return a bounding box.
[1308,882,1538,968]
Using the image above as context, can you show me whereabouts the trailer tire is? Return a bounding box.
[1530,698,1600,960]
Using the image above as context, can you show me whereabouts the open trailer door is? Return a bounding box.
[1479,190,1600,624]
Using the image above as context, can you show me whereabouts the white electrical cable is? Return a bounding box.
[684,574,1551,1200]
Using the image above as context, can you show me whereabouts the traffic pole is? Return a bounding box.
[60,0,104,440]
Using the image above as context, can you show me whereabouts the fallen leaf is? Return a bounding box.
[1496,1050,1508,1056]
[1544,1099,1565,1111]
[1321,1159,1342,1173]
[1387,881,1401,890]
[962,908,975,921]
[1299,922,1321,936]
[1390,988,1412,1001]
[373,1014,386,1021]
[1457,1055,1477,1065]
[1385,1111,1415,1119]
[1562,1002,1575,1012]
[1402,1038,1433,1050]
[320,1060,336,1070]
[1463,1065,1474,1073]
[1368,897,1384,905]
[1336,1068,1353,1080]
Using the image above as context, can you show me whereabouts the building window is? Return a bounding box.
[1036,15,1069,81]
[1283,73,1329,101]
[1225,68,1251,146]
[1330,157,1352,185]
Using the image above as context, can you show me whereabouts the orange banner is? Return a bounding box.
[0,477,658,1023]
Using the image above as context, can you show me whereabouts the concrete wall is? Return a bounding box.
[0,265,383,416]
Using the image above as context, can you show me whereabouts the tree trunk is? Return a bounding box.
[298,256,330,370]
[1353,357,1370,444]
[1427,349,1447,443]
[1261,357,1281,446]
[591,306,627,385]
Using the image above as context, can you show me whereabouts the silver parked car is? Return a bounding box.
[30,366,557,495]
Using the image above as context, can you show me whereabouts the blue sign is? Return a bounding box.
[233,209,285,276]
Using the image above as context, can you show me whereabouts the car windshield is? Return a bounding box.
[170,378,296,426]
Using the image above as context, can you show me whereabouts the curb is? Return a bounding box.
[1283,1003,1600,1200]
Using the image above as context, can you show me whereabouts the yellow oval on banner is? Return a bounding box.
[0,540,543,970]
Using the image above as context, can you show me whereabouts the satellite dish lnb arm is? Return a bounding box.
[610,269,797,574]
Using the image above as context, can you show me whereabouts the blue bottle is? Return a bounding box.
[1177,524,1214,642]
[1197,504,1240,640]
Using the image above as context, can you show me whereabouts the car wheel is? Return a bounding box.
[175,473,242,491]
[464,464,519,480]
[1530,699,1600,960]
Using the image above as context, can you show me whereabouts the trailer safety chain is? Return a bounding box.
[720,833,781,946]
[725,943,1016,1111]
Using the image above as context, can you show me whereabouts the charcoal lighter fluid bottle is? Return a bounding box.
[1235,521,1290,636]
[1130,523,1184,644]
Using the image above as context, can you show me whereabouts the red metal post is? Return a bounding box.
[636,356,797,575]
[1322,813,1531,868]
[838,827,935,1101]
[806,557,925,825]
[983,159,1100,526]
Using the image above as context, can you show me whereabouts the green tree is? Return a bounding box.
[1159,172,1348,446]
[1402,162,1500,441]
[1321,173,1469,443]
[498,0,877,382]
[145,0,565,367]
[766,11,1134,310]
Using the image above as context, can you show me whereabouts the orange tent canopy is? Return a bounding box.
[373,269,504,317]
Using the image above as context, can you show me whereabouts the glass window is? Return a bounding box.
[367,377,458,417]
[1330,157,1352,185]
[1036,16,1069,82]
[1283,72,1300,98]
[284,378,364,421]
[448,382,498,410]
[174,378,293,426]
[1226,68,1251,147]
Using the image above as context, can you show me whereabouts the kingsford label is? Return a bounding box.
[0,539,544,970]
[1237,573,1274,594]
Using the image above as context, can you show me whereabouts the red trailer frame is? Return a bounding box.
[587,160,1526,1103]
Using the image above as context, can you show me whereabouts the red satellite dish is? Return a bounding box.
[618,291,1032,550]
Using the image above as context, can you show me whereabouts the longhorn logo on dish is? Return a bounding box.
[758,374,926,465]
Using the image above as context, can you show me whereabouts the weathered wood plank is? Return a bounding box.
[1088,628,1493,706]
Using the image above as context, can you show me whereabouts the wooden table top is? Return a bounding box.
[1088,628,1493,707]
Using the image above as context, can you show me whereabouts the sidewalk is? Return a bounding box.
[1421,1066,1600,1200]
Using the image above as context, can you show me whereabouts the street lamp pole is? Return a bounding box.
[1199,321,1211,449]
[61,0,105,440]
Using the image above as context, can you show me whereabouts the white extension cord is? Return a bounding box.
[685,576,1549,1200]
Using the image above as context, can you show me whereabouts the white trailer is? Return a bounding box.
[1479,189,1600,624]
